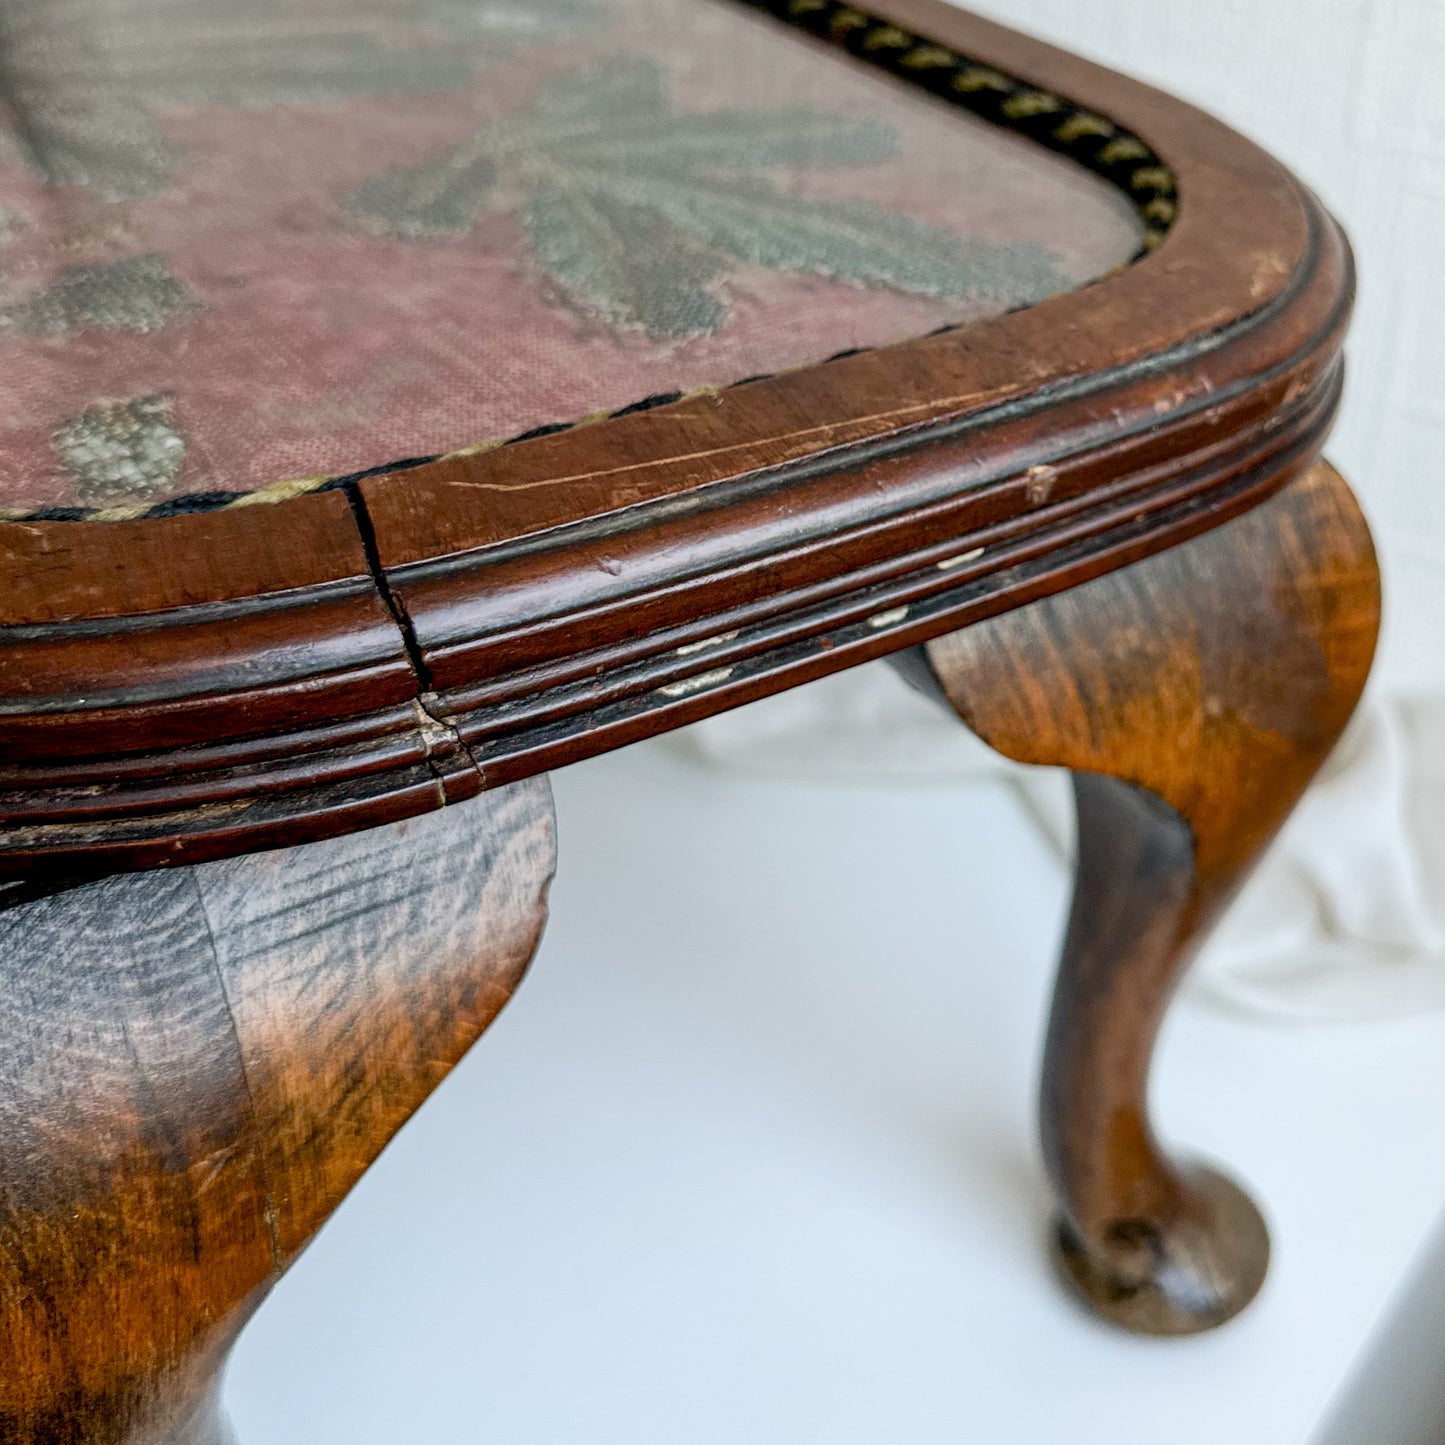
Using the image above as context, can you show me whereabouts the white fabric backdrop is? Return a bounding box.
[678,0,1445,1020]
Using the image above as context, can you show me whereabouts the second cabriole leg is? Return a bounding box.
[899,462,1380,1333]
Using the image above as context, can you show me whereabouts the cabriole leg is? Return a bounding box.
[0,777,555,1443]
[897,462,1380,1334]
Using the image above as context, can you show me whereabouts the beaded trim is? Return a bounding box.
[6,0,1177,525]
[741,0,1176,250]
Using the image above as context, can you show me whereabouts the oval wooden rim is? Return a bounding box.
[0,0,1353,877]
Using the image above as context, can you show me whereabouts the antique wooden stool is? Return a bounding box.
[0,0,1377,1437]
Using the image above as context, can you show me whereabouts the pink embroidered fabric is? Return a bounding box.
[0,0,1143,518]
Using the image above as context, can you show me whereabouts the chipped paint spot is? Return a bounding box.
[1025,464,1057,505]
[867,606,910,629]
[658,667,734,698]
[937,546,985,571]
[675,630,740,657]
[411,699,456,756]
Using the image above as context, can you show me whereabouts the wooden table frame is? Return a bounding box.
[0,0,1350,873]
[0,0,1378,1437]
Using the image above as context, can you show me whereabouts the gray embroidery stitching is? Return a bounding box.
[346,57,1073,339]
[54,394,188,502]
[0,255,192,337]
[0,0,600,199]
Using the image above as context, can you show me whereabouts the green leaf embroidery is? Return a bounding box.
[0,0,600,198]
[18,96,182,199]
[554,111,897,173]
[53,393,187,502]
[606,173,1061,304]
[526,183,730,338]
[0,255,192,337]
[349,152,498,238]
[347,58,1073,339]
[515,53,668,130]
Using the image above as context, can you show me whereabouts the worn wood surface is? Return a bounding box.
[0,0,1352,876]
[0,0,1380,1375]
[0,777,555,1443]
[900,461,1380,1332]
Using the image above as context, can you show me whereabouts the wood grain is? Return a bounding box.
[0,777,555,1442]
[0,0,1354,875]
[901,460,1380,1332]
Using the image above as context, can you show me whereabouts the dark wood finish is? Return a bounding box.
[0,777,555,1442]
[0,491,450,876]
[0,465,1380,1445]
[0,0,1352,874]
[897,461,1380,1333]
[0,0,1382,1361]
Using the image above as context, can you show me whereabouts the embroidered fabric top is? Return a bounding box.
[0,0,1144,519]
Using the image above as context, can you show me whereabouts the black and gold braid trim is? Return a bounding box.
[12,0,1176,525]
[738,0,1177,251]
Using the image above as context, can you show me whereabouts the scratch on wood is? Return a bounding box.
[440,390,1012,495]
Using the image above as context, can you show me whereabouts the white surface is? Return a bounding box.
[1316,1209,1445,1445]
[225,742,1445,1443]
[684,668,1445,1021]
